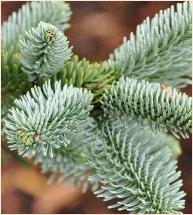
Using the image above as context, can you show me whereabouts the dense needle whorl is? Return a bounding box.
[108,1,192,88]
[20,21,72,81]
[4,80,93,158]
[88,117,185,213]
[35,118,98,192]
[102,77,192,139]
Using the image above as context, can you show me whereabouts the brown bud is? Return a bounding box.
[33,133,40,143]
[160,84,169,95]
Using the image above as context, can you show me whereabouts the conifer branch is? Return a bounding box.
[108,1,192,88]
[52,55,117,103]
[35,118,98,192]
[1,1,72,116]
[88,117,185,213]
[4,80,93,158]
[1,1,191,213]
[2,1,72,49]
[20,22,72,81]
[102,77,192,139]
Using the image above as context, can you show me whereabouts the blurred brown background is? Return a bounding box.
[1,1,192,214]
